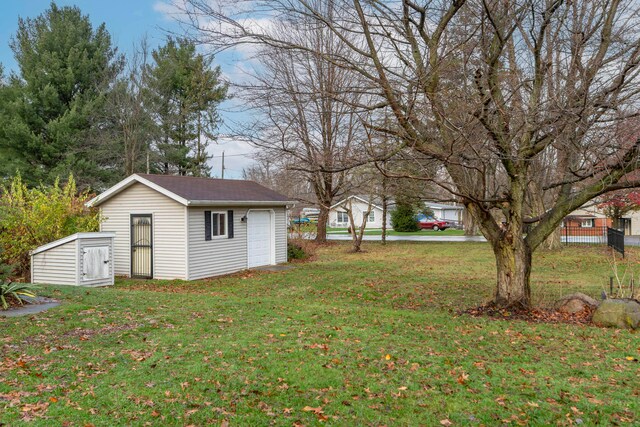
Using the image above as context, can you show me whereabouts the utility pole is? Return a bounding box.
[221,151,225,179]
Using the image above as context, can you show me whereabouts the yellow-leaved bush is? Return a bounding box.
[0,174,101,279]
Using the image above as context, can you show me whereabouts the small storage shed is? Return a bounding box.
[86,174,294,281]
[30,232,116,286]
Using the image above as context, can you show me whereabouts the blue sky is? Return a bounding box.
[0,0,255,178]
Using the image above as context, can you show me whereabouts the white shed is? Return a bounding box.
[86,174,294,281]
[30,232,116,286]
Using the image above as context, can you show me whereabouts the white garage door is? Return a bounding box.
[247,210,273,268]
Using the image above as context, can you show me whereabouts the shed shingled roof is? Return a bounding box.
[87,174,292,207]
[137,174,290,202]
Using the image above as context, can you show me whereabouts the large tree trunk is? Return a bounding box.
[315,206,329,243]
[528,181,561,250]
[381,195,388,245]
[491,235,532,308]
[463,208,480,236]
[540,228,561,250]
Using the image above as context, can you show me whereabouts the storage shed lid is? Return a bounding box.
[30,232,116,256]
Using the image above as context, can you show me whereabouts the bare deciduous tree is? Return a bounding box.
[182,0,640,308]
[88,38,156,184]
[232,6,367,242]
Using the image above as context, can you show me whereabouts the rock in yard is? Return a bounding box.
[591,299,640,329]
[555,292,599,314]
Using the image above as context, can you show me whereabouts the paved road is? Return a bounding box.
[326,234,487,242]
[625,236,640,246]
[293,232,640,244]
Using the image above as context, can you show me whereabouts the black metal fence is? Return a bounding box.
[561,226,607,245]
[607,227,625,257]
[560,226,626,257]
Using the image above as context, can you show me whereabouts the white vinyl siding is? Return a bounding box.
[31,240,78,285]
[188,206,288,280]
[274,207,287,264]
[99,183,187,280]
[188,207,248,280]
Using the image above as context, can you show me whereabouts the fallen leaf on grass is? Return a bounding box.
[20,401,49,419]
[456,373,469,385]
[302,406,323,414]
[440,419,453,426]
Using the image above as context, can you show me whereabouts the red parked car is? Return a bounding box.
[418,217,450,231]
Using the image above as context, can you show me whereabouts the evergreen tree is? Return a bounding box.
[0,2,122,187]
[145,38,227,176]
[390,199,420,232]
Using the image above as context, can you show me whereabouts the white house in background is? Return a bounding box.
[87,174,294,280]
[425,202,465,223]
[328,196,465,228]
[329,196,392,228]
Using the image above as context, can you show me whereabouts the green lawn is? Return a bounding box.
[327,227,465,236]
[1,242,638,425]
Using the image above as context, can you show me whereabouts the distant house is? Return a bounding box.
[328,196,466,229]
[425,202,465,224]
[87,174,293,280]
[561,205,638,235]
[329,196,392,229]
[562,206,611,229]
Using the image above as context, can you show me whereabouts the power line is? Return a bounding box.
[212,152,254,158]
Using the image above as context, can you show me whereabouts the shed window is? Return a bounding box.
[337,211,348,223]
[211,212,227,237]
[367,211,375,222]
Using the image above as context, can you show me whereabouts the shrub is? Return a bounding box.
[391,203,419,232]
[287,242,308,260]
[0,281,38,310]
[0,174,101,278]
[0,258,37,309]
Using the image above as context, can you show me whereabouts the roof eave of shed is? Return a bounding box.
[187,200,296,207]
[86,174,190,207]
[30,232,117,256]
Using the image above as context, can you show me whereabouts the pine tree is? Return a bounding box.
[145,38,227,176]
[0,2,123,187]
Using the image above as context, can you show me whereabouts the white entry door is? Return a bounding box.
[247,210,273,268]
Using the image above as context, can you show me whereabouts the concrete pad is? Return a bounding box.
[0,297,61,318]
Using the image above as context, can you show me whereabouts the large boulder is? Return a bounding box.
[555,293,599,314]
[592,299,640,329]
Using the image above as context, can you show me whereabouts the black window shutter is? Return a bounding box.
[204,211,212,241]
[227,210,234,239]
